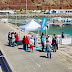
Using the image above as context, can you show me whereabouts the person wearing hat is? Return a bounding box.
[11,31,14,36]
[12,34,15,47]
[29,37,34,52]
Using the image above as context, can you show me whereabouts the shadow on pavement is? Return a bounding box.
[18,48,24,50]
[36,50,43,52]
[4,44,9,46]
[4,44,12,47]
[40,56,46,58]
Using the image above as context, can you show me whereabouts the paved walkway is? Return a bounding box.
[0,21,72,72]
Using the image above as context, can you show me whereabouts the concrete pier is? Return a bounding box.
[0,21,72,72]
[0,66,2,72]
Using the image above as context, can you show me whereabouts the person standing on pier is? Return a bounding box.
[29,37,34,52]
[55,37,58,50]
[46,37,51,58]
[62,32,64,38]
[14,31,17,44]
[52,38,56,52]
[16,34,19,46]
[41,35,45,52]
[8,32,11,46]
[24,36,29,50]
[12,34,15,47]
[22,36,25,50]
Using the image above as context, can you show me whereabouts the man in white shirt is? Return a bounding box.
[29,37,34,52]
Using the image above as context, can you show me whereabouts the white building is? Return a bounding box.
[0,10,14,15]
[49,9,72,14]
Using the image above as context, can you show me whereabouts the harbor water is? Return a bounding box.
[7,17,72,36]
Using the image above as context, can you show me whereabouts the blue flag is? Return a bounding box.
[41,17,47,36]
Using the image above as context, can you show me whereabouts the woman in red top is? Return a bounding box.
[24,36,29,50]
[46,37,49,52]
[16,34,19,46]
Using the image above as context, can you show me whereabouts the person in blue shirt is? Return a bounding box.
[8,32,11,46]
[41,35,45,52]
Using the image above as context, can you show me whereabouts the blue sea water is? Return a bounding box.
[46,24,72,36]
[8,17,72,36]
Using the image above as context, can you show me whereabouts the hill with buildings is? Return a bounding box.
[0,0,72,10]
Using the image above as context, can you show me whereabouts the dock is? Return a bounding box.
[0,13,72,18]
[0,21,72,72]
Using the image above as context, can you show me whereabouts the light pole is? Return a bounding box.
[26,0,27,14]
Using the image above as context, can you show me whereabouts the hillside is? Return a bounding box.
[0,0,72,10]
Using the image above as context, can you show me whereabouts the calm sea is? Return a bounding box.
[8,17,72,36]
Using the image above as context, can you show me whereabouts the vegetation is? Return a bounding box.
[0,7,6,10]
[25,8,26,10]
[29,8,31,10]
[44,9,46,12]
[40,8,42,12]
[31,0,33,2]
[20,8,22,12]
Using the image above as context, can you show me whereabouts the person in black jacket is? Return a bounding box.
[62,32,64,38]
[52,38,57,52]
[22,36,25,50]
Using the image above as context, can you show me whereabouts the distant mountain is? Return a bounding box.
[33,0,72,9]
[0,0,72,10]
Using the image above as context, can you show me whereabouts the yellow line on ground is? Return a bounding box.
[58,51,72,58]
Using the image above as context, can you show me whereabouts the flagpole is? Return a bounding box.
[26,0,27,14]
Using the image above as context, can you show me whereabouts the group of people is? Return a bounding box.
[8,31,37,52]
[8,31,19,47]
[41,32,64,58]
[41,34,59,58]
[22,35,35,52]
[8,31,64,57]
